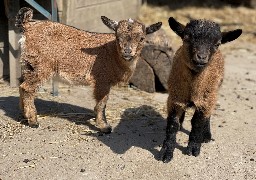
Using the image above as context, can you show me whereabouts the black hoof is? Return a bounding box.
[203,132,212,143]
[100,125,112,134]
[21,120,39,128]
[20,119,29,126]
[159,143,174,163]
[203,138,213,143]
[162,153,173,163]
[29,123,39,128]
[187,142,201,157]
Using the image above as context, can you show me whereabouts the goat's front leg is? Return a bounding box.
[161,108,184,163]
[187,109,212,156]
[94,94,112,133]
[94,85,112,133]
[19,84,38,128]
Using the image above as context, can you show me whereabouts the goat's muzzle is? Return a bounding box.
[122,47,133,61]
[192,53,209,68]
[123,55,133,61]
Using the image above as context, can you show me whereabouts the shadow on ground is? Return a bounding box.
[0,97,189,160]
[92,105,189,160]
[90,105,165,160]
[0,96,97,130]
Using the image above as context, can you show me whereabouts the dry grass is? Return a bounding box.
[139,3,256,48]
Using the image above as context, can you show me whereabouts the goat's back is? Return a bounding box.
[21,21,118,85]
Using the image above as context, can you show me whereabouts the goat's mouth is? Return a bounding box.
[122,55,133,61]
[192,59,208,68]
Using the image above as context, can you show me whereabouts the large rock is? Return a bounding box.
[141,45,172,90]
[130,58,155,93]
[130,29,174,93]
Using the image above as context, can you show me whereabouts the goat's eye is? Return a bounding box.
[214,42,221,49]
[140,37,145,42]
[118,37,123,42]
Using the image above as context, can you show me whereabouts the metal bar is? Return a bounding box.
[51,0,59,96]
[25,0,52,20]
[51,0,57,21]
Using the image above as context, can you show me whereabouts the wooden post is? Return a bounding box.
[5,0,20,87]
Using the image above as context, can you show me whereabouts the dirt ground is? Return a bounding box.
[1,3,256,180]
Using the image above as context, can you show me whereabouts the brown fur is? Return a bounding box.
[16,7,162,132]
[167,46,224,118]
[161,17,242,163]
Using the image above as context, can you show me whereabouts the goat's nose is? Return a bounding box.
[196,53,207,60]
[124,48,132,54]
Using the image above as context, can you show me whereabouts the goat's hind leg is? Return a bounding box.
[187,109,211,156]
[19,64,53,128]
[19,82,39,128]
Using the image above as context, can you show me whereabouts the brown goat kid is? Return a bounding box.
[161,17,242,163]
[16,7,162,133]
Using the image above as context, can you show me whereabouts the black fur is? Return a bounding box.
[168,17,185,38]
[161,110,181,163]
[184,20,222,43]
[146,22,162,34]
[184,20,222,69]
[221,29,242,44]
[187,109,211,156]
[168,18,241,73]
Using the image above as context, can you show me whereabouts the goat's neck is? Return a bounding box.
[116,55,139,82]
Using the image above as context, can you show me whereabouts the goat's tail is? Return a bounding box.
[15,7,33,31]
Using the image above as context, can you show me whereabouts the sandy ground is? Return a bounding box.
[1,2,256,179]
[0,39,255,179]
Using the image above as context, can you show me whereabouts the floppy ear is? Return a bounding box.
[146,22,162,34]
[101,16,118,31]
[168,17,185,38]
[221,29,242,44]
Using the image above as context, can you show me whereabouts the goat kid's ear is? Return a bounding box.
[146,22,162,34]
[221,29,242,44]
[101,16,118,31]
[168,17,185,39]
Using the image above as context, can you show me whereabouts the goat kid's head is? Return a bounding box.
[101,16,162,62]
[168,17,242,72]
